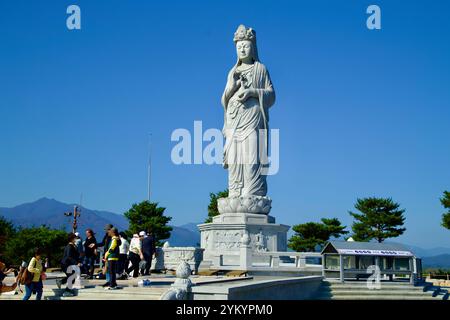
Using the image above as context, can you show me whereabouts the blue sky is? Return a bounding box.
[1,0,449,248]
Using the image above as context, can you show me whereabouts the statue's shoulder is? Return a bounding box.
[255,61,266,68]
[226,65,237,78]
[255,62,269,74]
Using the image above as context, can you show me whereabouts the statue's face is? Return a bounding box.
[236,40,253,62]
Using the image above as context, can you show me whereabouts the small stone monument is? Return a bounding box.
[160,260,193,300]
[198,25,289,270]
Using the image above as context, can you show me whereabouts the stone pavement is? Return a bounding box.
[0,272,251,300]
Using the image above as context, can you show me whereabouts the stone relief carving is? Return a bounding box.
[213,230,242,250]
[240,230,251,247]
[254,230,268,252]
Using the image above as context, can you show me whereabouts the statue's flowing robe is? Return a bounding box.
[221,61,275,197]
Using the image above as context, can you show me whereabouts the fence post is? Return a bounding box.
[213,254,222,267]
[270,255,280,268]
[298,256,306,268]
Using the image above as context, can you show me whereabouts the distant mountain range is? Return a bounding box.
[1,198,449,267]
[421,254,450,269]
[0,198,200,247]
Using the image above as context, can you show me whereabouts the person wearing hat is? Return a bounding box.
[126,233,144,278]
[57,233,81,297]
[103,227,121,290]
[83,228,97,279]
[74,232,84,257]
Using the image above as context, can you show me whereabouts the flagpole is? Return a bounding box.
[147,133,152,202]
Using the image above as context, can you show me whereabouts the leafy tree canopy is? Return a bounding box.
[349,197,406,243]
[124,201,172,246]
[0,216,16,260]
[2,225,67,267]
[288,218,348,252]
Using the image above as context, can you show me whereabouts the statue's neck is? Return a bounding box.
[237,61,255,73]
[240,61,254,68]
[239,57,255,67]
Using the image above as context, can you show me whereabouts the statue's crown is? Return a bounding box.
[233,24,256,43]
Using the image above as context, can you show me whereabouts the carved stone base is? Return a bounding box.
[198,213,289,270]
[217,196,272,215]
[212,212,275,224]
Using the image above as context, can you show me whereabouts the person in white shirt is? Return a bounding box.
[118,232,130,278]
[126,233,143,278]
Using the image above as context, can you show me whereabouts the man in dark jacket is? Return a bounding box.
[92,224,112,280]
[141,230,156,276]
[57,233,81,297]
[83,229,97,279]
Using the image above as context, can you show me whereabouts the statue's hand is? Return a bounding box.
[230,79,241,93]
[237,89,256,102]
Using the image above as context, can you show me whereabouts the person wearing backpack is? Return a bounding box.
[22,247,44,300]
[15,261,28,294]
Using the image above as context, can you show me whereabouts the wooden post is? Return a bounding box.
[339,254,344,283]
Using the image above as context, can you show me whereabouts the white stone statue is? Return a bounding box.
[198,26,289,269]
[219,24,275,214]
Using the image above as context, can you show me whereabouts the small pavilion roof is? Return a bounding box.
[321,241,415,257]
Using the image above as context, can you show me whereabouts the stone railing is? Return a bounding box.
[211,250,322,271]
[252,251,322,269]
[152,242,204,274]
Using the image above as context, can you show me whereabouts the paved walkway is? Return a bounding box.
[0,272,252,300]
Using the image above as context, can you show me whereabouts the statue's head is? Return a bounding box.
[233,24,259,64]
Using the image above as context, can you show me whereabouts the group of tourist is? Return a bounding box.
[0,223,156,300]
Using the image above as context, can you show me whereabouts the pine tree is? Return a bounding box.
[205,189,228,223]
[124,201,172,246]
[349,197,406,243]
[288,218,348,252]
